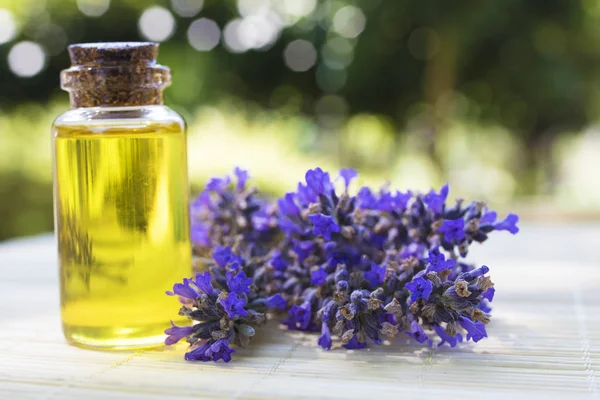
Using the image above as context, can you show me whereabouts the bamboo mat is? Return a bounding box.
[1,224,599,400]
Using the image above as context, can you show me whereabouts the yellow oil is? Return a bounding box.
[53,121,191,350]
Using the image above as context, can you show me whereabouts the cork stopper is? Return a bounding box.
[61,42,171,108]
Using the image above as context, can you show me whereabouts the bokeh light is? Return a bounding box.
[28,0,48,16]
[8,41,46,78]
[284,39,317,72]
[321,37,354,70]
[283,0,317,18]
[332,6,366,39]
[187,18,220,51]
[223,19,247,53]
[76,0,110,18]
[138,7,176,42]
[224,12,282,53]
[0,9,17,44]
[239,14,282,50]
[171,0,204,18]
[238,0,270,18]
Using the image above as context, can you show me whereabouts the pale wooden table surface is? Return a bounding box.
[1,223,599,399]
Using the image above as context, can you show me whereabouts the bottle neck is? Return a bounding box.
[68,88,165,108]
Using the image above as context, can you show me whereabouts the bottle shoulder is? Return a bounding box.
[53,105,185,130]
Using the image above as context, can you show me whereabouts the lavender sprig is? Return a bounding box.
[190,167,279,264]
[166,248,285,362]
[275,168,518,349]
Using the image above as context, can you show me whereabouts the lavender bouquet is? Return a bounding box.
[166,168,519,362]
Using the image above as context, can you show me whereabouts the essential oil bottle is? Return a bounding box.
[53,42,192,349]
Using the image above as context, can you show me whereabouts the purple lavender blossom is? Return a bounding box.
[458,265,490,281]
[296,182,317,204]
[206,177,231,193]
[423,184,449,214]
[377,190,411,212]
[165,321,195,346]
[311,267,328,286]
[339,168,358,190]
[433,324,462,348]
[284,301,314,331]
[357,187,377,209]
[234,167,249,191]
[206,339,236,362]
[226,270,252,294]
[305,167,332,195]
[406,320,429,344]
[278,193,300,215]
[318,323,333,350]
[482,287,495,302]
[219,292,249,319]
[308,214,340,240]
[494,213,520,234]
[439,218,466,241]
[480,209,497,224]
[166,278,200,300]
[343,336,368,349]
[399,242,426,259]
[170,167,520,362]
[184,339,236,363]
[184,341,212,361]
[213,246,243,268]
[190,223,210,247]
[291,240,315,263]
[191,271,215,295]
[266,294,287,310]
[365,262,386,287]
[424,247,456,272]
[406,276,433,302]
[269,251,288,272]
[459,317,487,342]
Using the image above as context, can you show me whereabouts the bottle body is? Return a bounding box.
[53,106,191,349]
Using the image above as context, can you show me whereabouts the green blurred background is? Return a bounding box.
[1,0,599,240]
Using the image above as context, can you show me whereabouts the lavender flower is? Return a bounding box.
[305,167,333,195]
[459,317,488,342]
[494,213,520,234]
[165,247,284,362]
[311,268,328,286]
[272,167,516,350]
[406,276,433,302]
[339,168,358,191]
[308,214,340,240]
[213,246,243,269]
[165,321,195,346]
[189,168,279,270]
[226,270,252,294]
[439,219,466,242]
[219,292,249,319]
[424,248,456,272]
[406,320,429,344]
[168,166,519,362]
[423,184,449,214]
[207,339,236,362]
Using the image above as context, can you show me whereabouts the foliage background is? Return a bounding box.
[1,0,600,240]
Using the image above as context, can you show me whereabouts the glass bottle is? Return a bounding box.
[53,42,191,349]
